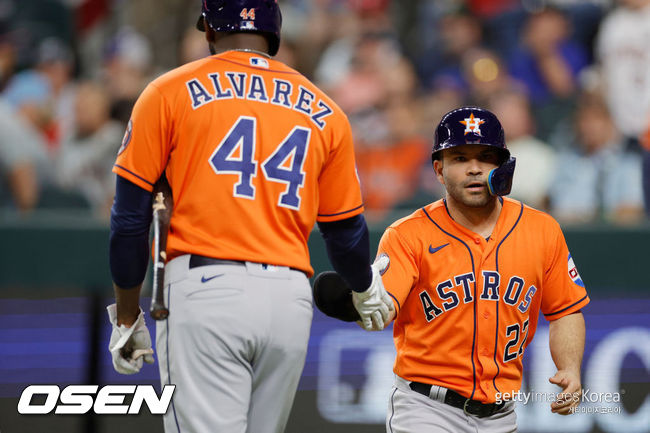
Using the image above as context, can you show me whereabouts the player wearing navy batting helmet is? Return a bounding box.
[196,0,282,56]
[433,106,516,196]
[369,106,589,432]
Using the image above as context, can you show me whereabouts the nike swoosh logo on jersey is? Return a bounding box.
[201,274,224,283]
[429,243,450,254]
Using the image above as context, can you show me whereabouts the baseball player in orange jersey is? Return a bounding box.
[375,107,589,432]
[105,1,393,432]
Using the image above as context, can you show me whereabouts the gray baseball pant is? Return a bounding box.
[156,255,313,433]
[387,375,517,433]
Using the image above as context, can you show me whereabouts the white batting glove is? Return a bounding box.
[107,304,155,375]
[352,255,395,331]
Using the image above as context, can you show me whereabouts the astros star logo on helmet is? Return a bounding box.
[460,113,485,135]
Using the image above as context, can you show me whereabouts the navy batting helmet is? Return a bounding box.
[196,0,282,56]
[433,107,516,196]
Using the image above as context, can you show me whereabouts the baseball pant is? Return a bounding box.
[156,255,313,433]
[387,376,517,433]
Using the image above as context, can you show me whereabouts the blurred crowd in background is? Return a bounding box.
[0,0,649,226]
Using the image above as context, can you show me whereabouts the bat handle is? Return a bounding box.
[150,198,169,321]
[150,302,169,320]
[150,254,169,320]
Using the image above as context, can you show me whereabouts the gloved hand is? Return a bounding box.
[352,255,395,331]
[107,304,155,374]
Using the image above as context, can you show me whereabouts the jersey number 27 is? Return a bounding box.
[209,116,310,210]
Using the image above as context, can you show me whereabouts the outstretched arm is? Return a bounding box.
[548,311,585,415]
[317,215,394,330]
[317,214,372,292]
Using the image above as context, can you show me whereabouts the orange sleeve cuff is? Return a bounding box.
[316,203,364,223]
[544,295,590,320]
[113,165,155,192]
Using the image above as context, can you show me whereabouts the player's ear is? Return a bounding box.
[433,159,445,185]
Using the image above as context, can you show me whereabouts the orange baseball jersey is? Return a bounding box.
[377,198,589,403]
[113,51,364,276]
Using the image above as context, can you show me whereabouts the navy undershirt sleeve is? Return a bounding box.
[317,214,372,292]
[109,175,153,288]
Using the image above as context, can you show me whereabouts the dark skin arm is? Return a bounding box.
[114,283,142,327]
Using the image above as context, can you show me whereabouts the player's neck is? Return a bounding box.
[444,195,502,238]
[210,33,270,57]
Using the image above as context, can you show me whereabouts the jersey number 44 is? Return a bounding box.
[210,116,310,211]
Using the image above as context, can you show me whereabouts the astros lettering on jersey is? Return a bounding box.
[113,51,364,276]
[378,198,589,403]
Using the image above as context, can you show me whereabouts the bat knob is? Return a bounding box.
[150,307,169,321]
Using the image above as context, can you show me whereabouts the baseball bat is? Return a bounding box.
[150,192,170,320]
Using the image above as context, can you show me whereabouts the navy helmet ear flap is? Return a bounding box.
[487,157,516,196]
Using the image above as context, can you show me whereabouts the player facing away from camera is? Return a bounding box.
[106,1,393,432]
[374,107,589,432]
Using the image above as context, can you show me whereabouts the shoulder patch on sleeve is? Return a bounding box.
[568,253,584,287]
[377,253,390,276]
[118,119,133,155]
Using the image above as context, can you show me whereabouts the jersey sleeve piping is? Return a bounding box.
[317,204,364,218]
[113,164,155,192]
[387,291,401,313]
[544,295,590,319]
